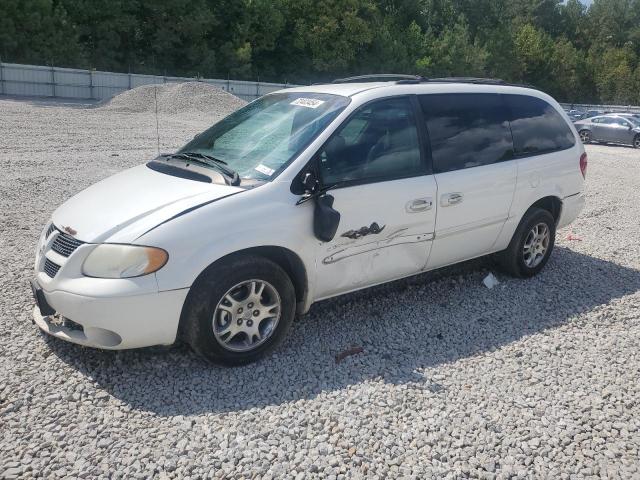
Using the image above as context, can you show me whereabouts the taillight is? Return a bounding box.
[579,152,587,179]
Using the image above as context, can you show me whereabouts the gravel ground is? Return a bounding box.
[1,95,639,479]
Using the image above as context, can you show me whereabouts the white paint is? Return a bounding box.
[33,80,585,350]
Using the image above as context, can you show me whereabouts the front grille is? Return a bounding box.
[51,231,84,257]
[44,258,61,278]
[45,223,56,238]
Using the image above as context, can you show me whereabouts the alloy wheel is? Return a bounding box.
[523,223,550,268]
[579,130,591,143]
[212,279,281,352]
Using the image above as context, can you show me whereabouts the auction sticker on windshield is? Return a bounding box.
[290,98,325,109]
[255,164,275,176]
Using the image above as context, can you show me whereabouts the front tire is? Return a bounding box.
[498,208,556,278]
[181,255,296,365]
[633,134,640,149]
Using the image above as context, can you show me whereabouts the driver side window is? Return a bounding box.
[318,97,424,185]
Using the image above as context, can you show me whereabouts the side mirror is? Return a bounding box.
[314,194,341,242]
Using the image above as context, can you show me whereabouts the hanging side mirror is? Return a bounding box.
[314,194,341,242]
[294,170,341,241]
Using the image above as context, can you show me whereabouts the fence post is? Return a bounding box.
[50,64,56,97]
[0,59,4,95]
[89,69,94,100]
[128,72,132,90]
[256,80,260,99]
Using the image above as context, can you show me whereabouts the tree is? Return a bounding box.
[417,18,488,77]
[0,0,84,66]
[514,24,554,90]
[591,46,638,103]
[1,0,639,103]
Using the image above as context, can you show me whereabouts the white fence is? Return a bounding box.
[0,62,298,102]
[559,102,640,113]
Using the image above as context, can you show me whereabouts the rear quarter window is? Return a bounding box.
[505,95,575,156]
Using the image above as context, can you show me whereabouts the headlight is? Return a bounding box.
[82,244,168,278]
[35,223,50,268]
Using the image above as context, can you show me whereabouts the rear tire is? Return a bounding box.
[498,208,556,278]
[579,130,592,144]
[181,255,296,366]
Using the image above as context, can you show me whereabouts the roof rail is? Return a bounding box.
[396,76,536,89]
[329,74,536,89]
[396,77,506,85]
[332,74,422,84]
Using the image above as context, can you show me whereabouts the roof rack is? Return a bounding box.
[332,74,422,84]
[396,76,507,85]
[331,73,536,88]
[329,74,535,89]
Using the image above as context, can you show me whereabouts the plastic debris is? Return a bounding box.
[566,233,583,241]
[335,346,364,364]
[483,273,500,289]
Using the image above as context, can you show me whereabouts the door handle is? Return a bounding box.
[406,198,433,213]
[441,192,463,207]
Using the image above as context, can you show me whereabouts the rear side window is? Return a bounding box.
[419,94,514,173]
[505,95,575,155]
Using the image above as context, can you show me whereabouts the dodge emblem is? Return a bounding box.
[63,225,77,236]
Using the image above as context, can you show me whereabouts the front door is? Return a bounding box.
[419,93,517,269]
[612,117,634,143]
[312,96,437,299]
[594,117,619,142]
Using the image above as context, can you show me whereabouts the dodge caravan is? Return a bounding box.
[31,75,586,365]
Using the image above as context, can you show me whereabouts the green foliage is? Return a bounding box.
[1,0,639,103]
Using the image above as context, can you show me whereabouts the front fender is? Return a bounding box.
[139,182,317,298]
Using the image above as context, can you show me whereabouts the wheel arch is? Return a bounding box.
[180,245,310,329]
[528,195,562,225]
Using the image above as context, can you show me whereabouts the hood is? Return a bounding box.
[51,164,243,243]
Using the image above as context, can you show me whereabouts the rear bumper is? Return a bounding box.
[33,285,189,349]
[558,193,585,229]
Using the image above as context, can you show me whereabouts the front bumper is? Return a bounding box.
[32,283,189,349]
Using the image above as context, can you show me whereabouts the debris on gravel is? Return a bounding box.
[1,98,639,479]
[100,81,247,114]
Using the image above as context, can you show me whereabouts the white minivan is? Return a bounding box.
[31,75,586,365]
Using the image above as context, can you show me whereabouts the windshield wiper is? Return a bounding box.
[162,152,240,186]
[180,151,228,165]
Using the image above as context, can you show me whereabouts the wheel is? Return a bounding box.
[579,130,592,144]
[181,255,296,365]
[634,135,640,149]
[498,208,556,278]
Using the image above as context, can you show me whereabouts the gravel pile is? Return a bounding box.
[1,96,639,479]
[101,81,246,114]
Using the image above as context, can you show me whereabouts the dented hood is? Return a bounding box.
[51,164,242,243]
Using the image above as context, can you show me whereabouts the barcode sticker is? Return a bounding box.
[255,164,275,176]
[290,98,325,109]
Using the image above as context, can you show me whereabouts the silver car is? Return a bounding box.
[575,114,640,148]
